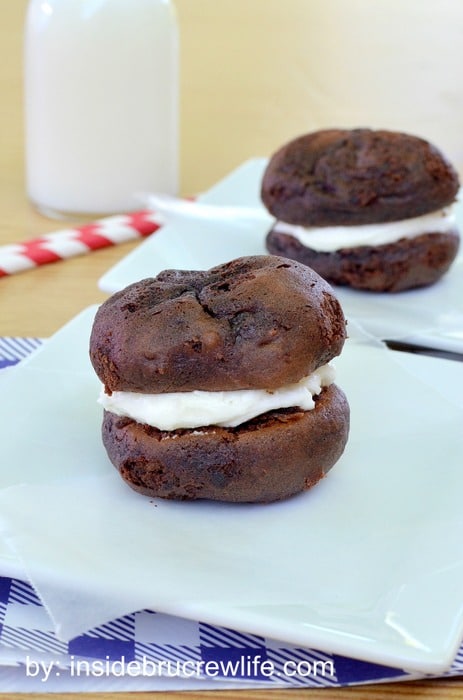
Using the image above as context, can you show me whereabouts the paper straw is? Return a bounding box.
[0,210,163,278]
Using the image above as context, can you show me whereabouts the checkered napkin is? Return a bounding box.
[0,337,462,693]
[0,576,428,693]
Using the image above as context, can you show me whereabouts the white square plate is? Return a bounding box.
[0,307,463,674]
[98,159,463,352]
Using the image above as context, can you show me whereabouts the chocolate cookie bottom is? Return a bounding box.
[102,384,350,503]
[266,229,460,292]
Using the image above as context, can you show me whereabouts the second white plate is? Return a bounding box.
[98,159,463,351]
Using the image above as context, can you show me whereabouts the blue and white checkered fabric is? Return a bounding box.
[1,337,462,690]
[0,575,410,687]
[0,337,42,370]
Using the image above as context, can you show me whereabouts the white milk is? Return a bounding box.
[24,0,179,218]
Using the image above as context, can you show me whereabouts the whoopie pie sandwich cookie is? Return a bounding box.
[89,255,350,503]
[261,128,460,292]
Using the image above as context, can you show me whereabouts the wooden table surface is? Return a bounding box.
[1,2,462,698]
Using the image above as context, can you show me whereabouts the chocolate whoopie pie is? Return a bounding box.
[262,128,460,292]
[89,255,350,503]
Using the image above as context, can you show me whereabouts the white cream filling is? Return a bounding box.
[274,205,456,252]
[99,364,335,430]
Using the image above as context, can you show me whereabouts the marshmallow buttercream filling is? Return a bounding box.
[99,364,336,430]
[273,205,457,252]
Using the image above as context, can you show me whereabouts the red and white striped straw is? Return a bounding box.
[0,210,163,278]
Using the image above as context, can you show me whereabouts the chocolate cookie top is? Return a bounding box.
[261,128,460,226]
[89,255,346,393]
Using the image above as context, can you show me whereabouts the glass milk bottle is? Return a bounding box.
[24,0,179,218]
